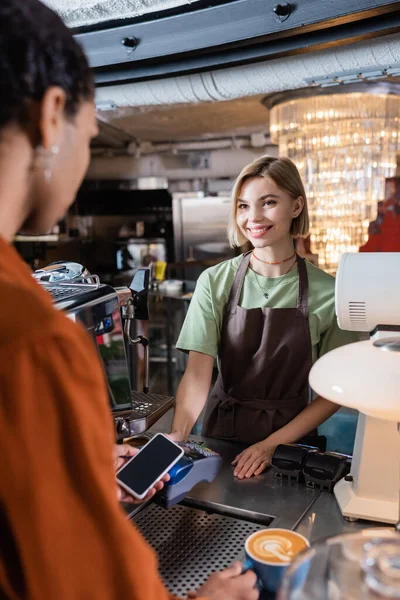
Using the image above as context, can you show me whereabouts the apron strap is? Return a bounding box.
[226,251,252,313]
[296,254,309,316]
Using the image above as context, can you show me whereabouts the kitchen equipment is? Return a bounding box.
[271,444,314,483]
[278,529,400,599]
[157,279,184,295]
[116,238,167,272]
[156,441,223,508]
[112,392,174,440]
[34,263,173,440]
[271,445,350,491]
[309,252,400,523]
[33,261,99,285]
[134,501,266,599]
[172,192,235,279]
[302,452,351,493]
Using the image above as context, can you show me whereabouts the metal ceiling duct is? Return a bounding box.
[95,33,400,107]
[43,0,201,28]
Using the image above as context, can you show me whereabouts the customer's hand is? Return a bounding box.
[187,562,258,600]
[114,444,170,504]
[232,440,275,479]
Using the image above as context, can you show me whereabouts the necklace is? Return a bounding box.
[252,257,297,299]
[252,250,296,265]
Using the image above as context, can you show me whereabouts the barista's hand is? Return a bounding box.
[231,440,275,479]
[114,444,170,504]
[168,431,187,443]
[187,561,258,600]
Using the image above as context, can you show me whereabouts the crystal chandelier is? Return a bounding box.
[268,86,400,273]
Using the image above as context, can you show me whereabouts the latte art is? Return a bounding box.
[257,536,294,563]
[247,529,308,565]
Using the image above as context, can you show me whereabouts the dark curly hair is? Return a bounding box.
[0,0,93,129]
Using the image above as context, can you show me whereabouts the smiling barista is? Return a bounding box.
[170,155,358,479]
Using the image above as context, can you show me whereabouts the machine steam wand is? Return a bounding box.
[122,268,151,395]
[124,299,149,395]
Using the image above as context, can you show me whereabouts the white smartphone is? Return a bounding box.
[116,433,184,500]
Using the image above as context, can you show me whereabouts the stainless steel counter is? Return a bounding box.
[127,433,382,598]
[294,491,375,543]
[182,436,320,531]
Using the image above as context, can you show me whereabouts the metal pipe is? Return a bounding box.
[124,319,150,395]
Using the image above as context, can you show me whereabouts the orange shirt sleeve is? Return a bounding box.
[0,316,180,600]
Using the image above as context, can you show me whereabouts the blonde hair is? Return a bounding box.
[228,155,309,247]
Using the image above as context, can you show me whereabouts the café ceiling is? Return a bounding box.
[45,0,400,151]
[42,0,279,147]
[43,0,200,29]
[94,94,271,146]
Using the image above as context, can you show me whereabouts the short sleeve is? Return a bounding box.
[176,270,219,359]
[318,316,360,359]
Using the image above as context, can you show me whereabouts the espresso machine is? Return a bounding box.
[33,261,174,441]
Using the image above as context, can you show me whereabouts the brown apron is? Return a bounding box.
[202,251,313,444]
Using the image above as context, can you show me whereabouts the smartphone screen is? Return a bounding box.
[116,434,183,498]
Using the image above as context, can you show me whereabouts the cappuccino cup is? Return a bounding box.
[243,528,309,593]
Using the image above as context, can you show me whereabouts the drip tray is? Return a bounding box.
[113,393,174,440]
[134,502,266,597]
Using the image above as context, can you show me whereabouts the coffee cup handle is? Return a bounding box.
[241,559,254,573]
[241,559,263,591]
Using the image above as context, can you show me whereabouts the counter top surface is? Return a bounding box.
[149,288,193,301]
[295,491,380,543]
[126,432,385,598]
[128,432,381,537]
[182,436,320,531]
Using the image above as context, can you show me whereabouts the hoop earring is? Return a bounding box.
[36,145,60,183]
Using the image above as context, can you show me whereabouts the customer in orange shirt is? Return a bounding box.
[0,2,258,599]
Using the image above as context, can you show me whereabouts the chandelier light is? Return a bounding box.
[268,85,400,273]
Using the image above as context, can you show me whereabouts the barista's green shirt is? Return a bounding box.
[177,255,358,364]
